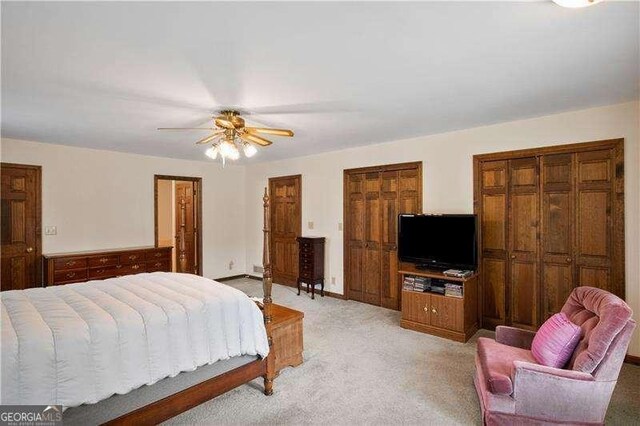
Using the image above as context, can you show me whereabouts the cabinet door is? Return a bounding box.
[479,160,508,328]
[508,157,539,330]
[430,294,464,332]
[401,290,430,325]
[541,154,575,321]
[380,171,399,310]
[363,172,381,306]
[575,149,617,295]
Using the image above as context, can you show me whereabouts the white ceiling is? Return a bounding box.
[2,1,638,163]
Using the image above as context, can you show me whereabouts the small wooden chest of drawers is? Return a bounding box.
[44,246,172,286]
[296,236,325,299]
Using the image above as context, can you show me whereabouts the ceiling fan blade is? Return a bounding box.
[214,117,235,129]
[195,132,223,145]
[245,127,294,137]
[158,127,217,131]
[239,132,272,147]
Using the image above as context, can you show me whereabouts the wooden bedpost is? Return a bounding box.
[262,187,275,396]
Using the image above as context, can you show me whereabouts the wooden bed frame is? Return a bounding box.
[105,188,276,425]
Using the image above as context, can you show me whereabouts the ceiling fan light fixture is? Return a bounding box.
[552,0,603,8]
[243,142,258,158]
[205,145,218,160]
[219,139,240,160]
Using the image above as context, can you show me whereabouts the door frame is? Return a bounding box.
[268,174,302,287]
[342,161,423,303]
[1,162,43,286]
[154,175,203,276]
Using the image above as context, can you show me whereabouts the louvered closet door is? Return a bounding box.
[479,160,508,328]
[363,172,382,306]
[346,173,366,302]
[508,157,539,330]
[541,154,575,321]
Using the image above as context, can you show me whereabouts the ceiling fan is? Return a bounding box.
[158,110,294,164]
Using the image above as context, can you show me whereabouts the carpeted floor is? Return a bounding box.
[167,278,640,425]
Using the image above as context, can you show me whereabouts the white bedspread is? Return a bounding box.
[0,272,269,408]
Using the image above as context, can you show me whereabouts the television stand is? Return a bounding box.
[399,262,478,343]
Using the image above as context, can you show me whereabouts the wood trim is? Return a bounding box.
[1,162,42,286]
[624,355,640,366]
[268,174,302,287]
[473,138,623,162]
[342,161,423,304]
[105,359,267,426]
[154,175,203,276]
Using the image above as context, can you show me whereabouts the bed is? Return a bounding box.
[0,189,277,425]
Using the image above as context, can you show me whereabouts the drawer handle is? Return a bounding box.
[116,265,122,269]
[432,307,438,315]
[423,306,429,313]
[99,257,109,264]
[97,269,105,274]
[65,261,77,267]
[66,272,76,278]
[154,253,162,257]
[129,255,138,260]
[131,264,140,270]
[154,262,162,267]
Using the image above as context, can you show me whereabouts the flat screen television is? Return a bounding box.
[398,214,477,270]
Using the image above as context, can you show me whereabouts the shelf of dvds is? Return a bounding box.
[399,262,478,342]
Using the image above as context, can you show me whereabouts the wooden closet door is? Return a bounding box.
[175,181,196,274]
[270,175,302,286]
[541,154,575,321]
[380,171,399,309]
[363,172,382,306]
[575,149,621,296]
[479,160,508,328]
[508,157,539,330]
[346,173,366,302]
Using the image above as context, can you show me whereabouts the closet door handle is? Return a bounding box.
[566,257,572,263]
[510,254,516,259]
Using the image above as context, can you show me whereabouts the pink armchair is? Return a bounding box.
[474,286,636,425]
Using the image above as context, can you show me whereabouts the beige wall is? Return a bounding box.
[244,101,640,355]
[0,139,246,279]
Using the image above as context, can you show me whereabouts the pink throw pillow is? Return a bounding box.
[531,313,582,368]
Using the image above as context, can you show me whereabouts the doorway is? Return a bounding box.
[269,174,302,286]
[154,175,203,275]
[1,163,42,290]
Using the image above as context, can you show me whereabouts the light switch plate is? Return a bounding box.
[338,222,343,231]
[44,226,57,236]
[308,221,314,229]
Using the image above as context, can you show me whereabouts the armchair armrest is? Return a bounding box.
[495,326,536,349]
[511,361,594,382]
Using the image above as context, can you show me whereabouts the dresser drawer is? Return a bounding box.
[147,259,170,272]
[54,257,88,270]
[120,252,146,264]
[145,249,171,261]
[122,263,146,274]
[88,266,121,280]
[88,255,119,268]
[54,268,87,283]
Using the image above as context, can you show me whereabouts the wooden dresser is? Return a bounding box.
[43,246,172,286]
[296,237,325,299]
[399,263,478,343]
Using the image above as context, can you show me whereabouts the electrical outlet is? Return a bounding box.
[44,226,57,236]
[228,260,234,270]
[308,221,314,230]
[331,277,336,285]
[253,265,264,274]
[338,222,343,231]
